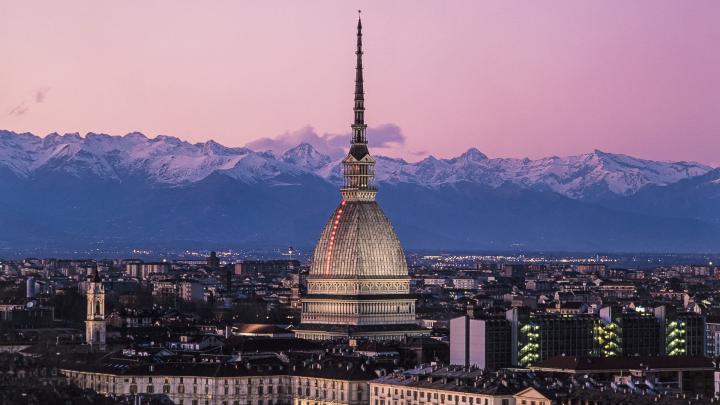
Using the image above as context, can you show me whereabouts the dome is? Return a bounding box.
[310,200,408,278]
[295,14,428,341]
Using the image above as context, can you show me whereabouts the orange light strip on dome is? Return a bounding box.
[324,199,347,276]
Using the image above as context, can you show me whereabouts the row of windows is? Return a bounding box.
[69,371,365,402]
[295,378,348,389]
[373,385,495,405]
[373,386,546,405]
[180,400,282,405]
[82,373,283,387]
[295,387,363,401]
[374,398,507,405]
[129,384,283,396]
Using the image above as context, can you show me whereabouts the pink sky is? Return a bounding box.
[1,1,719,164]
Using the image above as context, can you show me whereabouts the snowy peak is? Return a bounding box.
[281,143,331,171]
[220,151,306,184]
[0,130,250,184]
[200,139,235,156]
[456,147,489,162]
[551,150,713,197]
[0,130,713,198]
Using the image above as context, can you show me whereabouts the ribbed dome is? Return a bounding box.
[310,200,408,278]
[294,15,429,341]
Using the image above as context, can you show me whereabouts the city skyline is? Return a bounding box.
[2,4,720,404]
[2,1,720,165]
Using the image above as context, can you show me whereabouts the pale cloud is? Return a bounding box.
[8,102,29,116]
[246,123,408,159]
[35,87,51,103]
[7,86,51,117]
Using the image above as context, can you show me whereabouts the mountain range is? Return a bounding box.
[1,129,719,254]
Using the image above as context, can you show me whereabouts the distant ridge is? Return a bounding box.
[1,129,718,253]
[0,130,711,198]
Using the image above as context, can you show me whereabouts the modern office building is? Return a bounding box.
[125,261,171,279]
[449,315,512,370]
[507,308,598,367]
[706,316,720,357]
[598,306,662,356]
[654,305,707,356]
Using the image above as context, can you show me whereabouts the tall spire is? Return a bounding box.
[352,10,366,144]
[342,10,376,202]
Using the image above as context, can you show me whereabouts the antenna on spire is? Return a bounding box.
[353,9,365,144]
[342,10,376,201]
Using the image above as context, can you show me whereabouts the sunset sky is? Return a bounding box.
[1,1,719,164]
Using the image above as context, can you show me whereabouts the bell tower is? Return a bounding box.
[85,267,106,350]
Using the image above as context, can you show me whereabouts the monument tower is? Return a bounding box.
[294,13,428,340]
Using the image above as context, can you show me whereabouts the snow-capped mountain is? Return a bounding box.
[0,130,711,199]
[1,129,719,253]
[0,130,275,185]
[371,148,711,199]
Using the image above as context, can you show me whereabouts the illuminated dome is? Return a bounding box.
[294,13,428,341]
[310,200,408,278]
